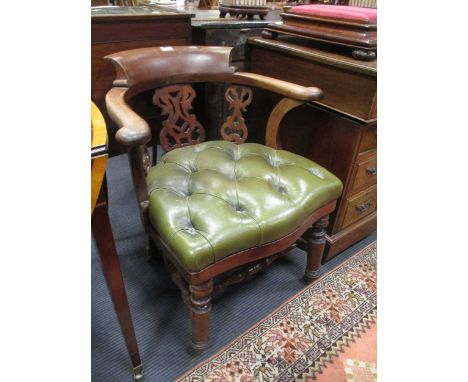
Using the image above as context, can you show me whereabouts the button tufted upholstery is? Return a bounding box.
[146,141,343,272]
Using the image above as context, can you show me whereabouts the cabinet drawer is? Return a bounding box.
[351,152,377,193]
[359,124,377,152]
[341,185,377,229]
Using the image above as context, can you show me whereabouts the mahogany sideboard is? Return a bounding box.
[247,37,376,261]
[91,6,193,156]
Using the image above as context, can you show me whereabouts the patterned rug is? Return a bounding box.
[178,241,377,382]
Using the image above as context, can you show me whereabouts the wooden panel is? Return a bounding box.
[341,185,377,229]
[350,150,376,193]
[250,43,376,121]
[359,122,377,153]
[92,18,190,43]
[92,38,187,105]
[324,211,376,262]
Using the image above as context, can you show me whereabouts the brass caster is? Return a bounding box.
[133,364,144,380]
[304,269,320,283]
[192,340,209,351]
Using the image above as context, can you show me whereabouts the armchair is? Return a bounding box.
[105,46,343,350]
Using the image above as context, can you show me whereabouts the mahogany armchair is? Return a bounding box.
[105,46,343,350]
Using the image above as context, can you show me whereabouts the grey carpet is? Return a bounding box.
[91,153,377,382]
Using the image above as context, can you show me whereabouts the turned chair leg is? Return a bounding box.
[304,215,329,283]
[189,280,213,351]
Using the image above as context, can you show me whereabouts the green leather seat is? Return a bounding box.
[146,141,343,272]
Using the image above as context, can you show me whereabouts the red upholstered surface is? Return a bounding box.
[290,5,377,22]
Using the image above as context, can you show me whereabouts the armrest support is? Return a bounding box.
[265,98,304,149]
[105,87,152,147]
[232,72,323,102]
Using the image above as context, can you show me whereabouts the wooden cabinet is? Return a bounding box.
[350,152,377,193]
[91,6,193,156]
[192,21,269,70]
[247,37,377,261]
[191,20,270,140]
[341,185,377,229]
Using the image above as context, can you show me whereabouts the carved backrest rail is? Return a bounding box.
[153,85,205,152]
[220,85,253,144]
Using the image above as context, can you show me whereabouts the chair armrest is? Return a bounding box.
[232,72,323,102]
[105,87,152,147]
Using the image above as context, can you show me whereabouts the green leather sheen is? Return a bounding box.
[147,141,343,272]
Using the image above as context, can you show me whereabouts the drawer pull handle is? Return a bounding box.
[355,202,372,213]
[366,167,377,175]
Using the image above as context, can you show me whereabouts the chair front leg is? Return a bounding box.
[304,215,329,283]
[189,279,213,350]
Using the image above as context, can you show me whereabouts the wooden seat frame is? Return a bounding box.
[105,46,339,351]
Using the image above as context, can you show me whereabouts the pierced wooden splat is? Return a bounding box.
[220,85,253,144]
[153,85,205,152]
[142,146,152,176]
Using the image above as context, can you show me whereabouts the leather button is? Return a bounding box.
[185,221,197,234]
[185,227,197,235]
[277,185,287,194]
[233,203,244,212]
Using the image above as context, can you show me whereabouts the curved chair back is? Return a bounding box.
[105,46,236,98]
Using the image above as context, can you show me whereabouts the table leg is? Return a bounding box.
[92,188,143,380]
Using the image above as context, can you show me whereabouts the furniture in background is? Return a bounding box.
[110,0,140,5]
[91,0,109,6]
[285,0,377,7]
[263,4,377,60]
[198,0,219,9]
[248,36,376,262]
[192,16,272,139]
[348,0,377,7]
[105,46,343,350]
[91,102,143,380]
[219,0,268,20]
[284,0,348,7]
[91,6,193,156]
